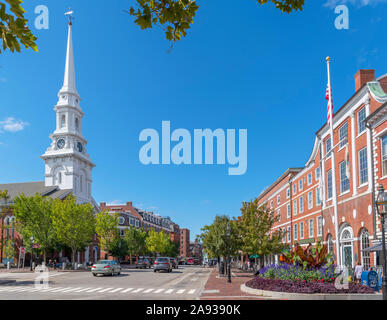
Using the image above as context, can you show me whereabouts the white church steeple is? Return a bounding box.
[41,17,95,204]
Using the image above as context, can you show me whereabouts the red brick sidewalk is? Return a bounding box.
[200,267,268,300]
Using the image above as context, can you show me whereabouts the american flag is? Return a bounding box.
[326,83,334,125]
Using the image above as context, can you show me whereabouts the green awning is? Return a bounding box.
[249,254,259,259]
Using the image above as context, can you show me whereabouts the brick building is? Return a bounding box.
[257,69,387,271]
[179,228,190,258]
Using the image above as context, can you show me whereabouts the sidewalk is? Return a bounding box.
[200,267,269,300]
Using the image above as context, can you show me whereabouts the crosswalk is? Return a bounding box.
[0,284,197,296]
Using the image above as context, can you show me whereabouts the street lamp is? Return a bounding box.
[30,236,34,271]
[376,184,387,300]
[226,222,231,283]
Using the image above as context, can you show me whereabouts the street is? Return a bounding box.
[0,266,211,300]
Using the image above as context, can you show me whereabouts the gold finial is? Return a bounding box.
[326,56,330,62]
[65,8,74,25]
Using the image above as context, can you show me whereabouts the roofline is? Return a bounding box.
[365,102,387,127]
[257,167,304,202]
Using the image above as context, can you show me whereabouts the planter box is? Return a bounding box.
[241,283,382,300]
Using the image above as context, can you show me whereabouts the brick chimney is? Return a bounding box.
[126,201,132,207]
[100,202,106,209]
[355,69,375,92]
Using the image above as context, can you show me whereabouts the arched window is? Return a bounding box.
[10,217,15,239]
[61,115,66,128]
[361,229,370,270]
[4,217,10,240]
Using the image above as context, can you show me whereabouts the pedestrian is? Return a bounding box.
[247,260,250,270]
[49,259,52,268]
[354,262,363,284]
[54,259,57,270]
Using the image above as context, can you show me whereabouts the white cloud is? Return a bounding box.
[0,117,29,133]
[324,0,387,8]
[106,200,124,205]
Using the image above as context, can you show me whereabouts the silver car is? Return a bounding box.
[92,260,121,276]
[153,257,172,273]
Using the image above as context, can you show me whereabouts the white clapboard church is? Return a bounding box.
[0,17,99,264]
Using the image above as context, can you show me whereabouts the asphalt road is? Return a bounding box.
[0,265,212,300]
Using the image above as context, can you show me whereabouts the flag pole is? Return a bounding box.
[326,56,341,267]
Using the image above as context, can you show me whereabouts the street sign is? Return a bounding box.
[32,244,41,249]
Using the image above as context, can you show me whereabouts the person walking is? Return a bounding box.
[354,262,363,284]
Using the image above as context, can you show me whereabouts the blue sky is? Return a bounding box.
[1,0,386,241]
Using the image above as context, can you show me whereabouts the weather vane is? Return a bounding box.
[64,8,74,25]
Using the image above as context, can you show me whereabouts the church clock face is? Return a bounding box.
[57,139,65,149]
[77,142,83,153]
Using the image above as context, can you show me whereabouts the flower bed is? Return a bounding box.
[245,277,375,294]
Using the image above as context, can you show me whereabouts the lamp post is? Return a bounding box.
[29,236,34,272]
[376,184,387,300]
[226,222,231,283]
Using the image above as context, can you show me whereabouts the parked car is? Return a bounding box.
[135,258,151,269]
[92,260,121,276]
[186,258,194,265]
[153,257,172,273]
[169,257,178,269]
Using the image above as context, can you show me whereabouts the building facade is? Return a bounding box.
[257,69,387,271]
[179,228,190,258]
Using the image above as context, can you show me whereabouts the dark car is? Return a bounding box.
[135,258,151,269]
[169,257,178,269]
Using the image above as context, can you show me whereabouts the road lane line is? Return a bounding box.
[50,287,74,293]
[60,287,83,293]
[176,289,185,294]
[188,289,196,294]
[131,288,144,293]
[85,287,103,293]
[165,289,173,294]
[98,287,113,293]
[143,288,155,293]
[121,288,134,293]
[108,288,123,293]
[154,289,165,293]
[73,287,93,293]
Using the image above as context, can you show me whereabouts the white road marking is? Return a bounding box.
[108,288,123,293]
[121,288,134,293]
[73,287,93,293]
[98,287,113,293]
[190,278,198,281]
[132,288,144,293]
[165,289,173,294]
[143,288,154,293]
[154,289,165,293]
[176,289,185,294]
[60,287,83,293]
[85,287,103,293]
[50,287,75,293]
[188,289,196,294]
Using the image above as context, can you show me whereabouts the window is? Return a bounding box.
[317,216,323,237]
[293,184,297,195]
[308,191,313,209]
[382,136,387,176]
[282,228,286,243]
[130,218,135,225]
[287,204,291,218]
[294,224,298,240]
[339,122,348,148]
[315,167,321,181]
[328,234,334,253]
[340,161,350,193]
[309,219,314,238]
[299,196,304,213]
[58,172,62,184]
[286,188,290,199]
[361,229,370,270]
[293,200,297,216]
[75,117,79,130]
[61,115,66,128]
[358,107,366,134]
[299,179,303,191]
[316,188,322,206]
[359,147,368,185]
[287,226,291,242]
[119,217,125,225]
[327,170,333,199]
[270,200,273,209]
[326,137,332,158]
[119,229,125,236]
[277,209,281,222]
[307,173,312,185]
[277,195,280,204]
[300,222,304,239]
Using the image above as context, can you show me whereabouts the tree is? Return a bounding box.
[238,199,286,263]
[4,239,15,261]
[165,239,179,257]
[124,226,147,262]
[146,229,170,256]
[127,0,305,44]
[108,237,129,261]
[95,210,120,253]
[0,0,38,53]
[0,189,11,263]
[13,193,57,262]
[51,195,95,266]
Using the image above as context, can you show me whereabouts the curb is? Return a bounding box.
[240,283,382,300]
